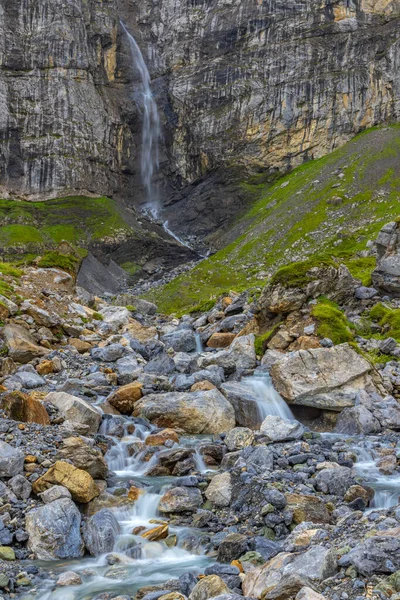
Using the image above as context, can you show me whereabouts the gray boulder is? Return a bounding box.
[162,329,196,353]
[315,466,354,497]
[334,405,381,434]
[44,392,102,434]
[199,334,257,374]
[26,498,84,559]
[0,441,24,478]
[347,536,400,576]
[374,395,400,430]
[159,486,203,513]
[9,475,32,500]
[220,381,261,428]
[83,509,121,556]
[225,427,254,451]
[260,415,304,442]
[205,472,232,507]
[91,344,126,362]
[372,222,400,295]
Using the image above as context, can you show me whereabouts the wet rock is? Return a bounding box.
[55,437,108,479]
[57,571,83,586]
[189,575,229,600]
[205,472,232,507]
[217,533,248,563]
[0,391,50,425]
[133,389,235,434]
[83,509,121,556]
[220,381,261,429]
[45,391,101,434]
[159,487,202,513]
[3,324,49,363]
[0,441,24,478]
[260,415,304,442]
[270,344,373,410]
[26,498,84,559]
[141,524,169,541]
[145,429,180,446]
[32,461,99,503]
[107,381,143,414]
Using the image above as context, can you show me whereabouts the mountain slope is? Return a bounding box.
[148,125,400,313]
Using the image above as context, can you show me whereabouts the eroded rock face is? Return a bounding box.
[372,222,400,295]
[270,343,375,410]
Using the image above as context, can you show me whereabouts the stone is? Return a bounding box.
[334,405,381,434]
[57,572,83,586]
[107,381,143,414]
[344,485,374,504]
[270,344,373,410]
[220,381,262,429]
[217,533,248,563]
[3,324,49,363]
[286,494,331,525]
[69,338,93,353]
[145,429,180,446]
[26,498,84,559]
[133,388,235,434]
[44,391,102,434]
[347,536,400,576]
[260,415,304,442]
[83,509,121,556]
[190,380,215,392]
[0,391,50,425]
[205,472,232,507]
[374,395,400,430]
[99,306,130,331]
[372,222,400,295]
[36,360,55,375]
[199,334,257,374]
[39,485,72,504]
[224,427,254,451]
[141,524,169,541]
[158,487,202,513]
[8,475,32,500]
[207,333,236,348]
[91,344,126,362]
[189,575,229,600]
[0,441,24,478]
[315,466,354,496]
[162,329,196,353]
[32,461,99,503]
[355,286,378,300]
[55,437,108,479]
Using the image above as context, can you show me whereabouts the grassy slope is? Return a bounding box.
[0,196,136,259]
[148,125,400,314]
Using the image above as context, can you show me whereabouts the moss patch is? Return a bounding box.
[37,252,79,274]
[270,258,335,289]
[312,297,354,345]
[370,303,400,342]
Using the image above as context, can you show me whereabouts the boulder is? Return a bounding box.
[0,442,24,478]
[145,429,180,446]
[347,536,400,576]
[0,391,50,425]
[55,437,108,479]
[9,475,32,500]
[315,466,354,497]
[220,381,262,429]
[39,485,72,504]
[189,575,229,600]
[286,494,331,525]
[224,427,254,451]
[270,344,373,410]
[44,391,101,434]
[3,324,49,363]
[242,546,337,598]
[217,533,248,563]
[205,472,232,507]
[372,222,400,295]
[199,334,257,374]
[69,338,92,353]
[260,415,304,442]
[26,498,84,559]
[133,388,235,434]
[57,572,83,587]
[162,329,196,353]
[32,461,99,503]
[159,487,202,513]
[374,395,400,430]
[99,306,130,331]
[91,343,126,362]
[334,405,381,434]
[207,333,236,348]
[107,381,143,414]
[296,587,326,600]
[83,508,121,556]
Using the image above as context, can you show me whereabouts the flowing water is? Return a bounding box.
[121,22,161,218]
[194,333,204,354]
[244,373,295,423]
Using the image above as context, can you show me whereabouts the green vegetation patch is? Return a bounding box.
[148,125,400,314]
[37,252,79,273]
[370,303,400,342]
[344,257,376,287]
[311,297,354,345]
[270,258,335,289]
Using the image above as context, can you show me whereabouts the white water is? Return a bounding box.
[195,333,204,354]
[163,220,193,250]
[121,21,161,217]
[245,373,295,422]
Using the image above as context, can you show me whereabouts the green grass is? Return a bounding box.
[370,303,400,342]
[270,257,336,289]
[311,297,354,345]
[147,125,400,314]
[37,251,79,273]
[254,329,274,355]
[0,262,22,278]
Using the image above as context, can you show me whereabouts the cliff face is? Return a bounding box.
[1,0,400,239]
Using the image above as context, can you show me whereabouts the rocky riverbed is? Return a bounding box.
[0,224,400,600]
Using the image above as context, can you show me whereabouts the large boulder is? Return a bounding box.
[55,437,108,479]
[346,535,400,576]
[372,222,400,295]
[32,461,99,503]
[44,391,101,434]
[260,415,304,442]
[107,381,143,414]
[99,306,130,332]
[189,575,229,600]
[83,509,121,556]
[270,344,374,410]
[198,335,257,374]
[3,324,49,363]
[220,381,262,428]
[286,494,331,525]
[26,498,84,559]
[133,388,235,434]
[162,329,196,353]
[242,546,337,598]
[159,487,202,513]
[315,466,354,497]
[334,405,381,434]
[0,391,50,425]
[0,442,24,478]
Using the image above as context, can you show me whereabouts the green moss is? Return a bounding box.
[254,329,274,355]
[0,263,22,278]
[311,298,354,345]
[189,299,217,315]
[0,225,44,246]
[92,312,103,321]
[270,258,335,289]
[0,279,14,299]
[344,257,376,286]
[370,302,391,322]
[126,305,136,312]
[37,252,79,273]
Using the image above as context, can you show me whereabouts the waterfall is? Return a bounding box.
[245,373,295,422]
[121,21,161,217]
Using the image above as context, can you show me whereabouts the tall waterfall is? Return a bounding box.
[121,22,161,217]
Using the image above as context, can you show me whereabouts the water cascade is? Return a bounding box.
[121,21,161,218]
[245,373,295,422]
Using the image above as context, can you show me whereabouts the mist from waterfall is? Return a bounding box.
[121,21,161,218]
